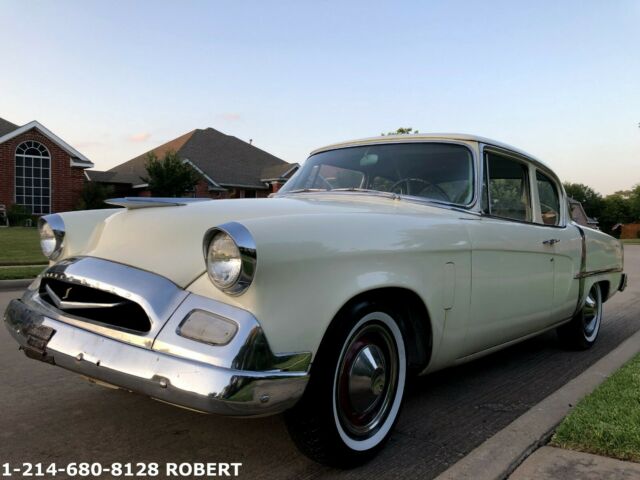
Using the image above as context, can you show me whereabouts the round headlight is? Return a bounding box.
[203,222,257,295]
[38,214,65,260]
[207,231,242,288]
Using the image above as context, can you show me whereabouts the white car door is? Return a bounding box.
[461,149,555,357]
[534,169,582,321]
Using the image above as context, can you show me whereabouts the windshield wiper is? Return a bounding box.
[285,187,400,200]
[285,188,328,193]
[331,188,400,199]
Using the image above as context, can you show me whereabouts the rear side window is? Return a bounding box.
[486,153,532,222]
[536,171,561,226]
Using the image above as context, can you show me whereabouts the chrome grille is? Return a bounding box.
[39,278,151,333]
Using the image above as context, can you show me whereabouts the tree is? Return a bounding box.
[75,182,114,210]
[142,150,201,197]
[598,194,633,234]
[628,184,640,221]
[381,127,419,136]
[562,182,604,220]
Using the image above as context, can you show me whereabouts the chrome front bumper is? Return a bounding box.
[3,258,310,417]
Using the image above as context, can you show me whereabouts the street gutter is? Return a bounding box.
[0,279,34,291]
[434,326,640,480]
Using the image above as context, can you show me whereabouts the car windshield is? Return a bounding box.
[279,142,474,206]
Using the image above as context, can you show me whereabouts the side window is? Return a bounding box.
[536,171,561,226]
[486,153,532,222]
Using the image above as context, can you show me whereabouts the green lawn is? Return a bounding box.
[0,265,46,280]
[0,227,47,266]
[551,354,640,462]
[622,239,640,245]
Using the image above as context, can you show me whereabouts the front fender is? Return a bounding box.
[187,212,472,364]
[51,209,122,262]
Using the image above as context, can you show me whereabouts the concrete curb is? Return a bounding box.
[0,279,34,291]
[434,327,640,480]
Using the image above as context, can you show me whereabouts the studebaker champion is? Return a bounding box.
[4,134,627,468]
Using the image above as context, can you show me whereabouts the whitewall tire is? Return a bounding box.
[285,301,407,468]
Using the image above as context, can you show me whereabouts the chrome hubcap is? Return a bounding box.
[336,322,398,438]
[348,344,387,414]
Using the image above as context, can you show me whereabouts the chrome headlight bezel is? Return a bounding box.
[38,214,65,260]
[203,222,257,296]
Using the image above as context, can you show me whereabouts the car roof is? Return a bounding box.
[310,133,554,173]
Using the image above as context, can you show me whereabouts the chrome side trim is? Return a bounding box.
[574,267,624,280]
[105,197,211,209]
[619,273,628,292]
[573,225,587,317]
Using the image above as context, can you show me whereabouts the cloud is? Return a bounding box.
[218,112,242,122]
[74,140,104,149]
[128,132,151,142]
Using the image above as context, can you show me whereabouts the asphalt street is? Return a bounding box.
[1,247,639,479]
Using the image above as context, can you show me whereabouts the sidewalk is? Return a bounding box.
[510,446,640,479]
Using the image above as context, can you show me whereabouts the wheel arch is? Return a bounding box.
[317,287,433,375]
[598,280,611,302]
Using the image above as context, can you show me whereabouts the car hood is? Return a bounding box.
[78,194,460,287]
[84,195,449,288]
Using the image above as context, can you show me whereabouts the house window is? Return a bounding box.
[15,141,51,215]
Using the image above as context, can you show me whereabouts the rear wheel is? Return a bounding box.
[285,302,407,468]
[557,283,603,350]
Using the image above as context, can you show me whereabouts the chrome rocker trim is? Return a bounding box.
[3,258,311,416]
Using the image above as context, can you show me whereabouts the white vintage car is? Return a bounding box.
[5,134,627,468]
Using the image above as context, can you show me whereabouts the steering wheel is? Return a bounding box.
[540,202,559,225]
[389,177,450,201]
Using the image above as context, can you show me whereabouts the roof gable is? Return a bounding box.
[0,120,94,168]
[107,130,196,177]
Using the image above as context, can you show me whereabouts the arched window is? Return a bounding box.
[15,141,51,215]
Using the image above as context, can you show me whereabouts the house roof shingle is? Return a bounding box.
[0,117,19,137]
[260,163,298,181]
[85,170,146,185]
[108,127,292,189]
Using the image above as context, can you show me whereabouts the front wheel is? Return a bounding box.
[285,302,407,468]
[557,283,603,350]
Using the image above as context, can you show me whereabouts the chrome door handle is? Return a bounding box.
[543,238,560,245]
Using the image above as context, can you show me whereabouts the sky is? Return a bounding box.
[1,0,638,195]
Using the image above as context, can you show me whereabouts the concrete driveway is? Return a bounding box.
[1,246,639,479]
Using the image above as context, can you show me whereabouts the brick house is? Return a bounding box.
[0,117,93,215]
[618,223,640,239]
[87,127,298,199]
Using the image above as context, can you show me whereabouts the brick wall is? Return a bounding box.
[0,128,86,214]
[621,223,640,239]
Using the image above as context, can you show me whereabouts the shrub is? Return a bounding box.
[7,204,32,226]
[75,182,114,210]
